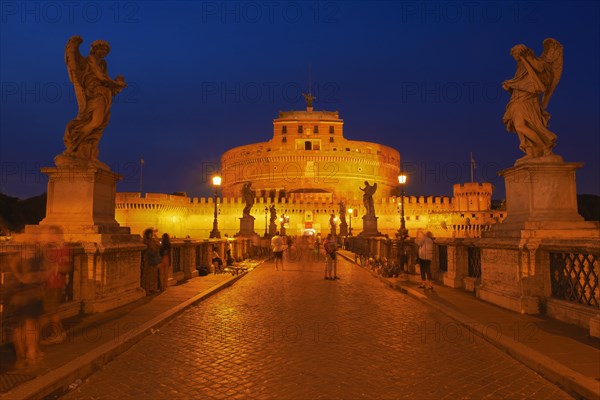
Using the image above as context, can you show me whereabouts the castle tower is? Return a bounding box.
[452,182,493,212]
[221,104,400,205]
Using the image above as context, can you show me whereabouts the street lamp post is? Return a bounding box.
[398,174,407,275]
[398,174,407,238]
[264,206,269,237]
[279,214,286,236]
[348,208,353,236]
[209,175,222,238]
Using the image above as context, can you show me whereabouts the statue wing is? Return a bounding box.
[541,38,563,109]
[65,36,86,113]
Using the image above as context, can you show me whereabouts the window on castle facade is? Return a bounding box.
[282,137,287,143]
[298,125,303,134]
[282,126,287,134]
[329,137,334,143]
[314,125,319,134]
[329,126,334,134]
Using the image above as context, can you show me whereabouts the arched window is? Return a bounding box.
[305,141,312,150]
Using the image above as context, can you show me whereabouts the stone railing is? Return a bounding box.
[346,236,420,278]
[434,237,600,336]
[0,237,266,345]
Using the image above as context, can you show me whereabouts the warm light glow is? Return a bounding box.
[348,208,353,214]
[212,175,222,186]
[398,174,407,185]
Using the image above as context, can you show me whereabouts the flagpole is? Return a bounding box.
[470,152,474,183]
[140,158,144,195]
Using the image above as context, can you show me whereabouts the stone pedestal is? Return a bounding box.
[40,166,122,229]
[339,221,348,236]
[477,158,600,317]
[238,215,256,237]
[269,222,277,236]
[16,164,145,315]
[490,157,595,236]
[359,215,381,237]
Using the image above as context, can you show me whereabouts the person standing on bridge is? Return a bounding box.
[416,230,434,290]
[271,231,285,271]
[323,234,339,280]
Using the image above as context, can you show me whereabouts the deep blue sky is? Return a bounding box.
[1,1,598,200]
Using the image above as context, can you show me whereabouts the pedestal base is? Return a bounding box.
[238,215,256,237]
[339,222,348,236]
[40,165,122,228]
[486,158,600,239]
[359,216,381,237]
[500,157,583,225]
[269,222,278,236]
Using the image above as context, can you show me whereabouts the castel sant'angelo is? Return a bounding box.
[115,99,505,238]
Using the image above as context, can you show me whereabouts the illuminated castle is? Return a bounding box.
[221,102,400,202]
[116,102,504,237]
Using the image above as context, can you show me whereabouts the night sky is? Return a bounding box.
[1,1,598,200]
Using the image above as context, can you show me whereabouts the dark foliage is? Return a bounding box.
[577,194,600,221]
[0,193,46,233]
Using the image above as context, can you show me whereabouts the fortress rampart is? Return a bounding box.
[116,190,505,240]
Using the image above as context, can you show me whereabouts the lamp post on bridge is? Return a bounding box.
[398,174,407,239]
[209,175,222,238]
[348,208,353,236]
[264,206,269,237]
[398,174,408,274]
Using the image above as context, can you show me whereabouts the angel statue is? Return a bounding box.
[360,181,377,217]
[338,200,347,225]
[59,36,127,166]
[241,182,256,217]
[502,38,563,159]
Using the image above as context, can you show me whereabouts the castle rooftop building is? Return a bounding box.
[221,103,400,204]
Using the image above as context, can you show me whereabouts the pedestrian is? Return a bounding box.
[323,234,338,280]
[40,228,71,345]
[416,230,434,290]
[158,233,171,291]
[7,246,45,368]
[142,228,161,294]
[286,235,293,256]
[271,231,285,271]
[224,234,233,265]
[212,245,224,273]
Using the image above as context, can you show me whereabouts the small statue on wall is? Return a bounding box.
[360,181,377,217]
[241,182,255,216]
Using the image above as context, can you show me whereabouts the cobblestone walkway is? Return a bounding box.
[61,250,573,399]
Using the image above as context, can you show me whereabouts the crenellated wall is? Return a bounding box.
[115,190,506,239]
